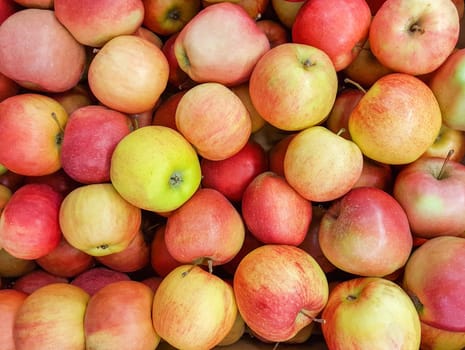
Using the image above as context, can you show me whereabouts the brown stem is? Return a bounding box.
[343,78,367,94]
[437,149,454,180]
[299,310,326,324]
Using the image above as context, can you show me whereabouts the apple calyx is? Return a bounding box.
[50,112,65,146]
[408,21,425,36]
[302,58,316,70]
[167,8,181,22]
[169,171,184,188]
[436,149,455,180]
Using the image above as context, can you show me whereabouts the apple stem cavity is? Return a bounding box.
[299,310,326,324]
[437,149,454,180]
[343,78,367,94]
[50,112,64,145]
[409,22,425,35]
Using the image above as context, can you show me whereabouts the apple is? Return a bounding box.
[369,0,460,76]
[132,26,164,48]
[230,83,267,133]
[0,72,19,102]
[352,156,393,192]
[0,8,86,93]
[241,171,312,246]
[142,0,201,36]
[256,18,289,48]
[292,0,372,71]
[60,105,133,184]
[12,0,52,8]
[267,133,295,177]
[217,311,246,346]
[24,169,81,197]
[419,321,465,350]
[270,0,305,28]
[71,267,131,296]
[174,2,270,86]
[421,124,465,162]
[164,188,245,268]
[12,269,68,295]
[233,244,328,342]
[249,43,338,131]
[47,84,94,115]
[0,169,24,192]
[0,0,17,24]
[54,0,144,47]
[150,224,183,277]
[152,90,187,131]
[36,236,95,279]
[0,93,68,177]
[84,280,160,350]
[110,125,202,213]
[0,184,63,260]
[284,125,364,203]
[128,108,156,130]
[141,276,164,293]
[348,73,442,165]
[152,264,238,349]
[0,248,36,279]
[200,139,269,203]
[13,283,90,350]
[321,277,421,350]
[0,183,11,214]
[161,33,195,91]
[0,289,28,350]
[365,0,386,14]
[393,155,465,238]
[318,186,413,277]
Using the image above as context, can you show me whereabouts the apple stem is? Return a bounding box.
[299,310,326,324]
[437,149,454,180]
[50,112,65,145]
[181,264,196,278]
[343,78,367,94]
[336,128,347,137]
[272,342,280,350]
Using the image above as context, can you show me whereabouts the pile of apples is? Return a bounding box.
[1,0,465,349]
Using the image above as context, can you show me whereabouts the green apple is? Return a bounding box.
[0,163,7,176]
[110,125,202,213]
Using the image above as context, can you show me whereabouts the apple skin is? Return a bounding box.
[0,72,19,102]
[60,105,133,184]
[152,264,238,350]
[256,18,289,48]
[24,168,81,198]
[84,280,160,350]
[110,125,202,213]
[174,2,270,86]
[268,133,295,177]
[284,125,364,203]
[176,82,252,161]
[319,186,413,277]
[241,171,312,246]
[202,0,270,20]
[249,43,338,131]
[54,0,145,47]
[0,184,63,260]
[59,183,142,257]
[0,183,11,214]
[348,73,442,165]
[152,90,186,131]
[142,0,201,36]
[150,224,183,277]
[233,244,328,342]
[70,267,131,296]
[12,269,68,295]
[161,33,195,91]
[393,156,465,239]
[352,157,394,192]
[292,0,372,71]
[230,82,267,133]
[321,277,421,350]
[13,283,90,350]
[0,0,18,24]
[200,139,269,203]
[420,124,465,162]
[0,289,28,350]
[0,8,86,93]
[270,0,305,28]
[369,0,460,76]
[0,93,68,177]
[221,230,263,277]
[0,248,36,279]
[47,84,94,116]
[419,320,465,350]
[164,188,245,267]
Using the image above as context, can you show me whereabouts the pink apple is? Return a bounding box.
[200,139,269,203]
[292,0,372,71]
[0,289,28,350]
[12,269,68,295]
[174,2,270,86]
[319,186,413,277]
[54,0,145,47]
[0,8,86,92]
[369,0,460,76]
[0,184,63,260]
[241,171,312,245]
[71,267,131,296]
[150,224,183,277]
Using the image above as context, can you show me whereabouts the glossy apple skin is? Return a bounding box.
[150,224,183,277]
[0,289,28,350]
[268,133,295,177]
[319,186,413,277]
[200,139,268,203]
[352,157,393,192]
[241,171,312,245]
[70,267,130,296]
[0,184,63,260]
[321,277,421,350]
[393,156,465,239]
[233,244,328,342]
[13,283,90,350]
[54,0,144,47]
[292,0,372,71]
[12,269,68,295]
[84,280,160,350]
[164,188,245,266]
[152,90,186,131]
[369,0,460,76]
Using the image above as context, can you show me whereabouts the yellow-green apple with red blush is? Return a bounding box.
[348,73,442,165]
[233,244,328,342]
[164,188,245,269]
[369,0,460,76]
[150,224,183,277]
[13,283,90,350]
[70,267,130,296]
[84,280,160,350]
[110,125,202,213]
[0,93,68,177]
[256,18,289,48]
[318,186,413,277]
[402,236,465,349]
[292,0,372,71]
[200,139,268,203]
[175,82,252,161]
[393,156,465,239]
[249,43,338,131]
[230,83,266,133]
[0,289,27,350]
[0,249,36,279]
[321,277,421,350]
[59,183,141,257]
[241,171,312,246]
[284,125,363,203]
[270,0,305,28]
[142,0,201,36]
[0,184,63,260]
[420,124,465,162]
[0,8,86,93]
[54,0,144,47]
[12,270,68,295]
[152,264,238,350]
[174,2,270,86]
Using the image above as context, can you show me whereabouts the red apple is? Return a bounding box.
[352,157,393,192]
[70,267,131,296]
[0,0,17,24]
[141,276,164,293]
[0,170,25,192]
[12,269,68,295]
[0,72,19,102]
[365,0,386,14]
[267,133,295,177]
[152,90,187,131]
[256,18,289,48]
[150,224,183,277]
[0,289,28,350]
[24,169,82,197]
[161,33,195,91]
